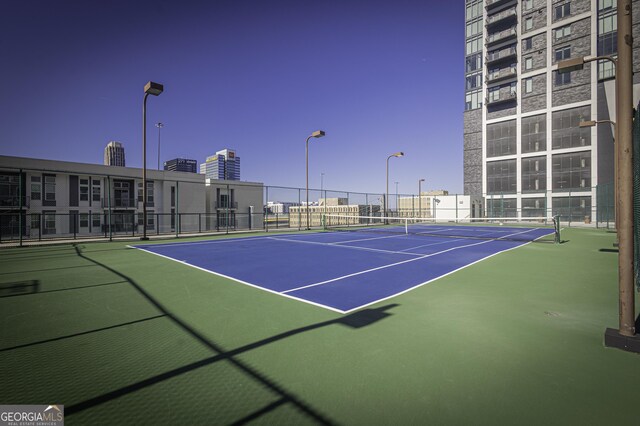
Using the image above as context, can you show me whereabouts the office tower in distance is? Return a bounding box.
[463,0,639,221]
[164,158,198,173]
[200,149,240,180]
[104,141,125,166]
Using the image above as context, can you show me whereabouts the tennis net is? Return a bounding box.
[322,214,560,243]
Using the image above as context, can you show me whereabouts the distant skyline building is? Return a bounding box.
[164,158,198,173]
[103,141,125,167]
[199,149,240,180]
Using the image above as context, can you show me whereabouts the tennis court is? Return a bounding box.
[133,219,558,312]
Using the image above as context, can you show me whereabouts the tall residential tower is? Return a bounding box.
[463,0,639,221]
[104,141,126,167]
[199,149,241,180]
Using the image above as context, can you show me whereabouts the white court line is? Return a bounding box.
[330,233,408,245]
[131,246,347,314]
[266,236,422,256]
[281,227,539,295]
[397,238,466,252]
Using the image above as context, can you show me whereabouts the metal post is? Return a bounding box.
[615,0,635,337]
[107,176,112,241]
[226,183,230,234]
[176,181,179,237]
[142,92,149,240]
[265,186,269,232]
[19,169,23,247]
[38,213,41,241]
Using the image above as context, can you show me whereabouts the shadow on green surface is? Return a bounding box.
[0,264,98,276]
[66,244,398,424]
[0,315,166,353]
[0,280,40,298]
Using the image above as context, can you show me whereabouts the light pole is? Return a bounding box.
[418,178,425,218]
[306,130,326,230]
[558,0,636,347]
[385,152,404,218]
[141,81,163,241]
[394,182,399,216]
[156,122,164,170]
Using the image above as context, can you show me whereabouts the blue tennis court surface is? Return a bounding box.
[132,225,554,313]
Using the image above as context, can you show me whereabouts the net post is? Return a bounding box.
[553,214,560,244]
[404,217,408,235]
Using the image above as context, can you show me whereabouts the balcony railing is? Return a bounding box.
[486,67,517,83]
[101,198,136,208]
[486,7,517,26]
[486,47,517,64]
[215,201,238,210]
[0,196,30,209]
[486,27,517,45]
[486,0,515,10]
[486,91,517,106]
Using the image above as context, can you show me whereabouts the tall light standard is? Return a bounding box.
[141,81,163,241]
[385,152,404,218]
[394,182,399,216]
[156,122,164,170]
[558,0,636,348]
[306,130,326,230]
[418,178,425,218]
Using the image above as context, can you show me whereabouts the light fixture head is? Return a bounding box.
[557,57,585,73]
[144,81,164,96]
[579,120,597,127]
[394,152,404,157]
[311,130,326,138]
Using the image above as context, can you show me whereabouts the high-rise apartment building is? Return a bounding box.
[104,141,126,167]
[463,0,639,221]
[199,149,240,180]
[164,158,198,173]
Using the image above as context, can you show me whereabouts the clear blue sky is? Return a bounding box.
[0,0,464,195]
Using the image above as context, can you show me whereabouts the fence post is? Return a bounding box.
[73,212,77,239]
[156,213,160,235]
[298,188,301,231]
[176,181,180,237]
[226,183,230,235]
[107,176,113,241]
[199,213,202,233]
[19,169,23,247]
[38,213,42,241]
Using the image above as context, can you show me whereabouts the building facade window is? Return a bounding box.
[466,0,482,20]
[80,178,89,201]
[44,175,56,202]
[552,151,591,191]
[524,56,533,70]
[92,179,101,202]
[522,197,547,217]
[465,90,482,111]
[524,77,533,93]
[79,213,89,228]
[466,72,483,90]
[522,114,546,152]
[487,120,517,157]
[523,0,533,11]
[43,211,56,235]
[30,176,41,201]
[92,213,101,228]
[554,25,571,40]
[521,156,547,192]
[523,37,532,50]
[466,53,483,73]
[487,159,517,195]
[466,18,482,38]
[552,106,590,149]
[466,36,482,55]
[486,198,517,217]
[525,17,533,31]
[553,196,592,221]
[554,46,572,85]
[555,3,570,20]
